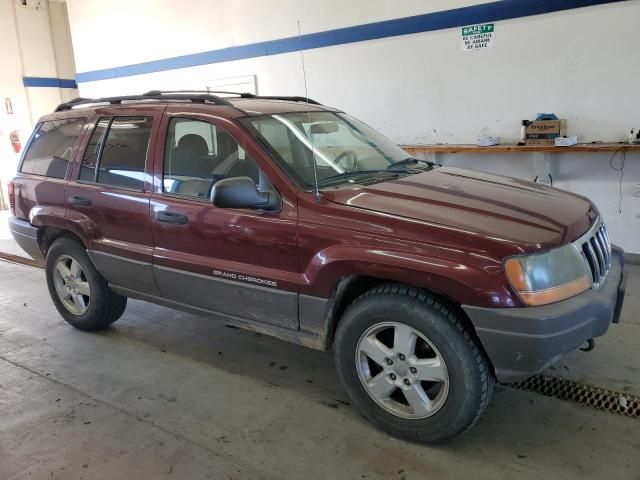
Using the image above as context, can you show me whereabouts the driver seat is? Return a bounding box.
[172,134,212,177]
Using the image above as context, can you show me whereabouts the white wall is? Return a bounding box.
[49,1,76,80]
[49,0,79,103]
[65,0,640,252]
[0,0,79,204]
[15,0,79,120]
[0,0,31,189]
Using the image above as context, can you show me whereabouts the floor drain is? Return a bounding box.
[506,375,639,418]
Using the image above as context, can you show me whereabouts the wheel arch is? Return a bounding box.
[37,225,88,257]
[323,276,495,376]
[30,205,97,258]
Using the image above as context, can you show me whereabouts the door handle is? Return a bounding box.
[68,196,91,207]
[155,211,188,225]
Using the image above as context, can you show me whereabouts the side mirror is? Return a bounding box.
[211,176,277,210]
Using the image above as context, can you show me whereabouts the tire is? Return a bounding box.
[45,237,127,331]
[334,284,494,443]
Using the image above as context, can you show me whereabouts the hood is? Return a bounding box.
[323,166,596,250]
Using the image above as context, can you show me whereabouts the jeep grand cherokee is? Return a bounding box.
[8,90,626,442]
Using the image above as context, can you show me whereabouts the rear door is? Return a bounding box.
[66,107,163,294]
[150,109,300,329]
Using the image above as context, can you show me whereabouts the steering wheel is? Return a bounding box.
[334,150,359,170]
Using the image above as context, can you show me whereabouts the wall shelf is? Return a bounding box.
[401,143,640,155]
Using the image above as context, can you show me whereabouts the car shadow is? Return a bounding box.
[98,297,633,455]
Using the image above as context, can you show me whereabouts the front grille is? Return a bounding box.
[577,222,611,287]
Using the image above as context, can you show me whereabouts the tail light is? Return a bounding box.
[7,180,16,216]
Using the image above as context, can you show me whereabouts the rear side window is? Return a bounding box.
[20,118,86,178]
[79,116,152,190]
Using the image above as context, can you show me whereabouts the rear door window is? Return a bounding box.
[20,118,86,178]
[79,118,109,182]
[79,116,153,190]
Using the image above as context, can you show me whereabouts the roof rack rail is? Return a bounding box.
[54,91,232,112]
[54,90,323,112]
[144,90,323,105]
[250,95,322,105]
[144,89,238,96]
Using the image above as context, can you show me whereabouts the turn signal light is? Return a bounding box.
[504,258,527,291]
[515,275,592,306]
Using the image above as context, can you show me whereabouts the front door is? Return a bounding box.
[150,113,299,329]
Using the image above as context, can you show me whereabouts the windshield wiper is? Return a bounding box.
[316,169,405,187]
[387,158,434,170]
[316,159,433,187]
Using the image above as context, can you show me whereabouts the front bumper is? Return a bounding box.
[463,246,626,382]
[8,217,45,264]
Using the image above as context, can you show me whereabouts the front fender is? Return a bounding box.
[301,245,518,308]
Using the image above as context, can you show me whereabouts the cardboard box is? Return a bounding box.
[525,120,567,145]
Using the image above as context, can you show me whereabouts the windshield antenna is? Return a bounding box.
[297,20,321,203]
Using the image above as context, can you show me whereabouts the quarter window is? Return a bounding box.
[20,118,86,179]
[163,117,259,199]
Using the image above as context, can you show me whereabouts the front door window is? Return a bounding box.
[163,117,260,200]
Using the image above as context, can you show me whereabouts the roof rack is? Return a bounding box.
[249,95,322,105]
[145,90,323,105]
[54,91,232,112]
[54,90,323,112]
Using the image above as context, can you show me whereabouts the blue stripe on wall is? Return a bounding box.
[23,77,78,88]
[75,0,626,83]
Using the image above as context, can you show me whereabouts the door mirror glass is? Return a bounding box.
[211,176,277,210]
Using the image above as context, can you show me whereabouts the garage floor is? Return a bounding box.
[0,231,639,478]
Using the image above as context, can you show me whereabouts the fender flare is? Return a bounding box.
[301,245,513,308]
[29,205,100,251]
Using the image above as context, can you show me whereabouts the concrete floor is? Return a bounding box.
[0,257,639,479]
[0,210,27,259]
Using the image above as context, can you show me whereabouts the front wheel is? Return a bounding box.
[334,284,494,443]
[45,237,127,331]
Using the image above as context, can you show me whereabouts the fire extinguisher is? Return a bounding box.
[9,130,21,154]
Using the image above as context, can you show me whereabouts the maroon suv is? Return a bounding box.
[8,91,626,442]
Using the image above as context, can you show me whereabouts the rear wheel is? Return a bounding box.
[334,284,494,443]
[45,237,127,331]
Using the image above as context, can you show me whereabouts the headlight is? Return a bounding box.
[504,244,592,306]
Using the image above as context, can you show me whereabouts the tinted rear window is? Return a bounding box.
[20,118,86,178]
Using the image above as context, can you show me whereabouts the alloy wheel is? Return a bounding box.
[355,321,449,419]
[52,255,91,315]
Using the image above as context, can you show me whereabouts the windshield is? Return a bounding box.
[241,112,420,189]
